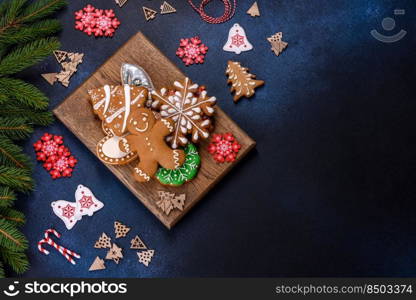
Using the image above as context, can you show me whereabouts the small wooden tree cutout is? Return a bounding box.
[137,250,154,267]
[41,73,57,85]
[156,191,186,216]
[225,61,265,102]
[160,1,176,14]
[130,235,147,250]
[94,232,112,249]
[114,221,131,238]
[115,0,128,7]
[89,256,106,271]
[172,194,186,211]
[267,32,288,56]
[247,2,260,17]
[143,7,157,21]
[53,50,68,63]
[105,243,123,264]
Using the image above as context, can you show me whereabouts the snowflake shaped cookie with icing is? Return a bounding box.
[151,78,216,149]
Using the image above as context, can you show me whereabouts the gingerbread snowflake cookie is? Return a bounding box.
[151,78,216,149]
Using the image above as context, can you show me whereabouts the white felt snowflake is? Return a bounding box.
[151,77,216,148]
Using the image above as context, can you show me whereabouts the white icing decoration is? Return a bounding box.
[101,136,128,159]
[122,84,131,133]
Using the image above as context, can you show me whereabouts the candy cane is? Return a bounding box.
[37,229,80,265]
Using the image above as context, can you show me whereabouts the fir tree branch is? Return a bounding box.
[0,208,25,226]
[0,104,53,126]
[0,219,28,251]
[0,0,27,29]
[0,136,31,169]
[20,0,67,24]
[0,166,33,192]
[0,77,49,109]
[0,37,59,76]
[0,117,33,140]
[0,261,4,278]
[0,247,29,274]
[0,19,61,46]
[0,186,16,207]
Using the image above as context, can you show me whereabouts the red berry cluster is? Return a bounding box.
[33,133,78,179]
[75,4,120,37]
[208,133,241,163]
[176,36,208,66]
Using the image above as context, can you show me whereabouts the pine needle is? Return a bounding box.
[0,117,33,140]
[0,208,25,226]
[0,77,49,109]
[0,136,31,169]
[0,186,16,207]
[0,37,60,76]
[0,166,33,192]
[0,219,28,251]
[0,247,29,274]
[0,104,53,126]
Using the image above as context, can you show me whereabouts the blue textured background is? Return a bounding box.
[13,0,416,277]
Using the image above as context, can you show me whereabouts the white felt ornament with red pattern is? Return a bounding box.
[51,185,104,230]
[223,23,253,54]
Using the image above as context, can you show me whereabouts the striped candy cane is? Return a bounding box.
[37,229,81,265]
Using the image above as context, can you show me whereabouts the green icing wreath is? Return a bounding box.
[156,144,201,186]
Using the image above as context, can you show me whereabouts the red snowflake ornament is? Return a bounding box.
[208,133,241,163]
[33,133,78,179]
[176,36,208,66]
[74,5,120,37]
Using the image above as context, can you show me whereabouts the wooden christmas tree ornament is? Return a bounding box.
[247,2,260,17]
[130,235,147,250]
[53,50,68,63]
[89,256,106,271]
[160,1,176,14]
[114,221,131,238]
[156,191,186,216]
[41,73,57,85]
[94,232,112,249]
[225,61,264,102]
[267,32,288,56]
[143,7,157,21]
[115,0,128,7]
[137,250,154,267]
[105,243,123,264]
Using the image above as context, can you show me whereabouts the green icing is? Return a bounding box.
[156,144,201,186]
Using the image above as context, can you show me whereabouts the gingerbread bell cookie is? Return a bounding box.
[151,77,217,149]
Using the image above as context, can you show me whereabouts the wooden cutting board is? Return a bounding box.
[54,31,256,229]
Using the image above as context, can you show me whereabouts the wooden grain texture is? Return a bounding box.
[54,32,256,229]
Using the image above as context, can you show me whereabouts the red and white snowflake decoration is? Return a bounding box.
[62,204,76,219]
[79,195,94,209]
[75,5,120,37]
[208,133,241,163]
[176,36,208,66]
[33,133,78,179]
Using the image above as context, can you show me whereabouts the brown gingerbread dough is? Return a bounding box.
[120,108,186,182]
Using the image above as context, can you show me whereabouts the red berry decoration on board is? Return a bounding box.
[208,133,241,163]
[74,5,120,37]
[176,36,208,66]
[33,133,78,179]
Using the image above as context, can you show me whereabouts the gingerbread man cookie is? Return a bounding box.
[120,109,186,182]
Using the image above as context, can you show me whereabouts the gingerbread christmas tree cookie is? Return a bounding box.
[225,61,264,102]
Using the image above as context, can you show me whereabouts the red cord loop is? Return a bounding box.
[187,0,237,24]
